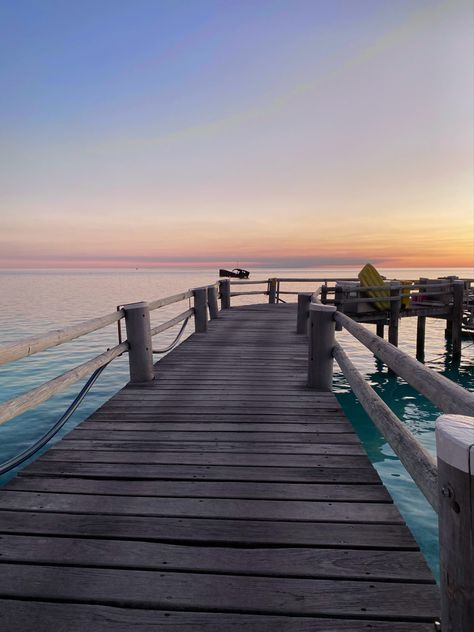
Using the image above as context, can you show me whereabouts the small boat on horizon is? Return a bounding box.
[219,268,250,279]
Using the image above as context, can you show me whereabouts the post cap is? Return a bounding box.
[122,301,148,310]
[309,302,337,313]
[436,414,474,473]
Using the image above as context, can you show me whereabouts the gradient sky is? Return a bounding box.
[1,0,473,268]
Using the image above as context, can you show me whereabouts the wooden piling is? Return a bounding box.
[296,292,312,334]
[219,279,231,310]
[193,288,208,333]
[268,278,277,304]
[436,414,474,631]
[389,283,401,347]
[207,286,219,320]
[376,322,384,338]
[307,303,336,391]
[416,316,426,360]
[451,281,464,359]
[123,302,154,383]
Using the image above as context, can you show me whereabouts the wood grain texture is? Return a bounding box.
[0,302,439,627]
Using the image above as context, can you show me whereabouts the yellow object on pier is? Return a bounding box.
[358,264,412,311]
[358,263,390,311]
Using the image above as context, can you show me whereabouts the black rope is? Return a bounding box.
[0,362,110,476]
[152,316,191,354]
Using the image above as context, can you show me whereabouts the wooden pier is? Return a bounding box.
[0,302,441,630]
[1,276,474,630]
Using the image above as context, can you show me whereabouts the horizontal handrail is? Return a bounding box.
[334,342,438,511]
[0,342,128,426]
[335,311,474,415]
[275,277,358,283]
[324,282,452,293]
[230,290,266,297]
[150,308,194,337]
[0,310,125,367]
[228,279,269,285]
[148,290,193,311]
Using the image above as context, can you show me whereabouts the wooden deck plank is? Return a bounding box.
[0,491,403,522]
[0,534,433,581]
[0,511,423,548]
[8,477,391,501]
[40,450,372,467]
[54,440,365,454]
[0,564,439,620]
[19,461,382,482]
[0,600,437,631]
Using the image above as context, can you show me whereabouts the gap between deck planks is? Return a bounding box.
[0,302,439,630]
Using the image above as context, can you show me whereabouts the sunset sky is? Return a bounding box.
[1,0,473,268]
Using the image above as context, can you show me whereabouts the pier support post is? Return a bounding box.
[452,281,464,359]
[416,316,426,360]
[333,286,342,332]
[123,301,154,383]
[193,287,208,333]
[207,285,219,320]
[268,278,277,304]
[307,302,336,391]
[376,322,384,338]
[388,283,401,347]
[296,292,312,334]
[436,414,474,632]
[219,279,231,309]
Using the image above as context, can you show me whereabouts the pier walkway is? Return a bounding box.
[0,303,439,630]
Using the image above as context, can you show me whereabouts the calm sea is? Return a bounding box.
[1,266,473,578]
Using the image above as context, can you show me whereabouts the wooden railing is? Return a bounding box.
[298,290,474,632]
[0,285,223,430]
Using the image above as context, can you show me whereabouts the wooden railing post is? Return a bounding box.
[207,285,219,320]
[388,282,401,347]
[452,280,464,359]
[307,302,336,391]
[219,279,231,309]
[268,278,277,304]
[123,301,154,383]
[334,285,344,331]
[296,292,312,334]
[193,287,208,333]
[436,414,474,631]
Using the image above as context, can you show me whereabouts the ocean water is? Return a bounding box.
[1,266,473,579]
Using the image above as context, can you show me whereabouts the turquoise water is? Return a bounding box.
[1,267,473,580]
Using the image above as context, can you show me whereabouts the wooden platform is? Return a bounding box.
[0,303,439,630]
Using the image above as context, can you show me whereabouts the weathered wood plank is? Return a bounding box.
[0,564,440,619]
[19,461,382,483]
[80,421,354,432]
[8,477,390,501]
[0,491,403,522]
[55,440,365,454]
[0,534,433,581]
[0,600,438,631]
[0,511,421,548]
[65,430,359,443]
[41,450,371,467]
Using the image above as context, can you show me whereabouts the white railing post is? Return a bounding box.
[123,301,154,383]
[296,292,312,334]
[193,287,208,333]
[219,279,231,309]
[307,302,336,391]
[436,414,474,631]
